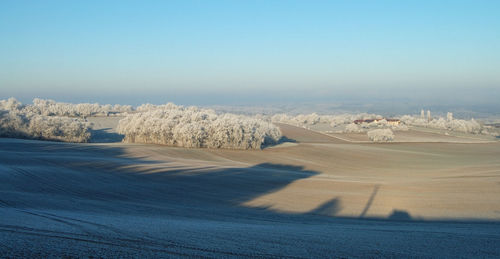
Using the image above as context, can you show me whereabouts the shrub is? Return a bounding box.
[367,129,394,142]
[344,123,363,133]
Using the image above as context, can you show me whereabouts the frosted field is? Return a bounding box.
[1,122,500,258]
[327,129,497,143]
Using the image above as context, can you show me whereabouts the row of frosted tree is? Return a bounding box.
[117,103,282,149]
[0,98,282,148]
[29,98,133,117]
[0,98,494,145]
[0,98,91,142]
[266,111,492,142]
[269,111,489,135]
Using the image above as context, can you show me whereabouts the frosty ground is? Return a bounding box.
[1,123,500,258]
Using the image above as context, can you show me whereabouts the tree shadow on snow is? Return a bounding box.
[0,139,315,220]
[89,128,124,143]
[0,138,497,224]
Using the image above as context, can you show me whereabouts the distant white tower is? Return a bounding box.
[420,109,425,119]
[427,110,431,122]
[447,112,453,121]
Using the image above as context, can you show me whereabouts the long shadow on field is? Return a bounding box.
[310,198,342,216]
[0,139,318,220]
[89,128,124,143]
[359,185,380,218]
[0,138,497,224]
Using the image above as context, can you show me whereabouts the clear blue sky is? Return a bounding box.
[1,0,499,106]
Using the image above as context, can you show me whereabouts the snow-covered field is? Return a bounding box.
[1,121,500,258]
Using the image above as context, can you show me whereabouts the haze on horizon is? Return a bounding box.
[1,0,499,111]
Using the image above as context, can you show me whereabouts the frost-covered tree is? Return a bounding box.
[117,103,282,149]
[0,108,91,142]
[400,111,484,134]
[28,98,133,117]
[367,129,394,142]
[271,113,382,128]
[0,97,24,111]
[344,123,363,133]
[447,112,453,121]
